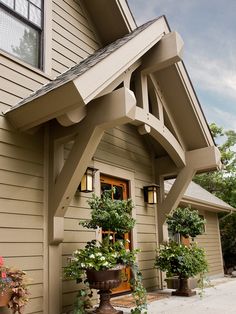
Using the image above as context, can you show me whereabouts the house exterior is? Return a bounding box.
[0,0,223,313]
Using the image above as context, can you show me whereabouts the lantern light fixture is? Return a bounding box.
[143,184,159,204]
[79,167,98,193]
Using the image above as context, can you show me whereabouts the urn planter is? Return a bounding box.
[86,268,123,314]
[171,278,196,297]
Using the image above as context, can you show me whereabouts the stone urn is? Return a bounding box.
[172,277,196,297]
[86,267,123,314]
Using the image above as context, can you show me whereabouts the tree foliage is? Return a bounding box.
[193,123,236,267]
[166,206,206,239]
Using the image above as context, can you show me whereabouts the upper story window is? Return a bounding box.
[0,0,43,69]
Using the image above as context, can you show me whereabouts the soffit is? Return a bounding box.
[82,0,137,45]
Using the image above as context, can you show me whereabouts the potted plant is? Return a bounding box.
[64,189,147,314]
[155,241,208,296]
[0,257,30,313]
[155,206,207,296]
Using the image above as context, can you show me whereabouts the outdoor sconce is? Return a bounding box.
[79,167,98,193]
[143,184,159,204]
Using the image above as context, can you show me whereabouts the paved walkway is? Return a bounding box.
[118,277,236,314]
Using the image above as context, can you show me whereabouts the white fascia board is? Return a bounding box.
[74,17,169,104]
[179,196,235,213]
[116,0,137,31]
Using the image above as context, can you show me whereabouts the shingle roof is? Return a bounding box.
[165,179,234,211]
[11,17,160,111]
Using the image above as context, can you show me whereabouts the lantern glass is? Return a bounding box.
[144,185,159,204]
[79,168,96,193]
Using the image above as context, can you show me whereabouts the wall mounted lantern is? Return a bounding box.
[79,167,98,193]
[143,184,159,204]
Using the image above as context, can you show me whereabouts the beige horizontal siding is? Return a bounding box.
[52,0,101,77]
[0,111,44,314]
[196,211,223,277]
[0,198,42,215]
[0,56,49,110]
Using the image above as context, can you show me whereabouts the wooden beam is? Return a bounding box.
[135,107,186,168]
[49,87,136,244]
[141,31,184,74]
[186,146,222,172]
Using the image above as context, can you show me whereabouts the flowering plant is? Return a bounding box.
[64,237,138,279]
[155,241,208,279]
[0,257,12,292]
[0,257,30,314]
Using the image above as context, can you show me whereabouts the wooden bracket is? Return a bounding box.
[48,87,136,244]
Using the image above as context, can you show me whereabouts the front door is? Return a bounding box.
[100,175,131,294]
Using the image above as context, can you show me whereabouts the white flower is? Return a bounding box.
[103,261,109,266]
[81,263,85,268]
[89,254,95,259]
[96,252,102,256]
[100,256,105,261]
[109,235,113,240]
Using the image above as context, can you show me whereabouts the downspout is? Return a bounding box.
[219,209,233,221]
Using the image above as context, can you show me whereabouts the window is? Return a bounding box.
[0,0,43,68]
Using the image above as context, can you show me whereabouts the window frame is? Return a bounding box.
[0,0,44,69]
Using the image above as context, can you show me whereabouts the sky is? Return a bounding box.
[128,0,236,131]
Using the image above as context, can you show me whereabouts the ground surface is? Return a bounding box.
[117,277,236,314]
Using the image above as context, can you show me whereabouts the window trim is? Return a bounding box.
[0,0,44,69]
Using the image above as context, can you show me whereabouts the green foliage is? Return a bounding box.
[166,206,206,239]
[130,263,147,314]
[81,188,135,234]
[193,123,236,267]
[155,241,208,279]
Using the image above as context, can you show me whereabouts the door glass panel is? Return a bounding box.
[101,182,112,193]
[113,185,123,200]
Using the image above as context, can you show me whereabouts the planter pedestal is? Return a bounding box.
[86,269,123,314]
[172,278,196,297]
